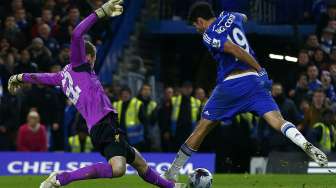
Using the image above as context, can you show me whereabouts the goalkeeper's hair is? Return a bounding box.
[85,41,96,57]
[188,2,215,24]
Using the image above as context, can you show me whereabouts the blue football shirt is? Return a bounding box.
[202,11,258,84]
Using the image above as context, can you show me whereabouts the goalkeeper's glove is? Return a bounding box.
[258,68,273,91]
[8,74,23,95]
[95,0,123,19]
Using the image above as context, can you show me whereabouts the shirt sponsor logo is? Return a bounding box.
[212,39,221,49]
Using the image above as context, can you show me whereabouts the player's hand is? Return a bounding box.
[258,68,272,91]
[95,0,123,18]
[8,74,23,95]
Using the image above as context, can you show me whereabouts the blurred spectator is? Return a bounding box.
[26,37,52,71]
[307,64,322,91]
[273,83,302,124]
[317,3,336,36]
[8,0,24,16]
[0,93,20,151]
[329,47,336,64]
[21,84,63,150]
[303,89,328,130]
[68,131,93,153]
[58,7,81,43]
[14,49,38,74]
[290,74,310,107]
[321,71,336,102]
[330,63,336,87]
[14,8,31,34]
[68,114,93,153]
[103,83,120,103]
[113,87,147,151]
[305,34,320,56]
[287,50,310,88]
[0,58,10,93]
[38,23,60,56]
[0,38,17,73]
[312,0,327,22]
[320,27,335,54]
[158,86,174,152]
[298,49,311,68]
[30,8,53,38]
[312,108,335,153]
[2,16,26,49]
[195,87,208,107]
[171,81,201,150]
[17,111,48,152]
[54,44,70,67]
[54,0,73,18]
[260,83,302,152]
[313,48,328,69]
[137,83,159,151]
[44,0,57,11]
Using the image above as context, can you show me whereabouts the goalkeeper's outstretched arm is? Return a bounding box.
[71,0,123,67]
[8,73,62,94]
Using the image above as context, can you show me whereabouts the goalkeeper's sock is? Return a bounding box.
[281,122,307,149]
[169,143,196,175]
[56,163,112,186]
[140,167,174,188]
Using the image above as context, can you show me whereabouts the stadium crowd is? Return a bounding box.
[0,0,336,172]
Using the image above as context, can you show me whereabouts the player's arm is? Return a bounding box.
[71,0,123,67]
[7,73,62,94]
[223,40,262,72]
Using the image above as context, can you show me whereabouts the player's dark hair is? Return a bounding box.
[188,2,215,24]
[85,41,96,57]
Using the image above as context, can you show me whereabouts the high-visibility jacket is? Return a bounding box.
[113,98,144,144]
[147,100,157,116]
[171,95,201,135]
[314,123,333,152]
[68,135,93,153]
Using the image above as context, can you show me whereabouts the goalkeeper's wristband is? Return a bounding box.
[95,8,107,18]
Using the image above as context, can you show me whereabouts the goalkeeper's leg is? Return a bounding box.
[164,119,217,181]
[264,111,328,167]
[40,156,125,188]
[131,148,185,188]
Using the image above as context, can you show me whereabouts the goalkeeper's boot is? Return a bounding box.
[174,183,187,188]
[40,172,61,188]
[303,142,328,167]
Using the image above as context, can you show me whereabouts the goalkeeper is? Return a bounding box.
[8,1,184,188]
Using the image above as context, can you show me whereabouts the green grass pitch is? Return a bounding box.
[1,174,335,188]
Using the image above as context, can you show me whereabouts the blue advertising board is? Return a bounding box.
[0,152,215,176]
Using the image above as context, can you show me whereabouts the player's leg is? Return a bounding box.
[164,119,216,181]
[165,83,229,181]
[130,148,184,188]
[263,110,328,166]
[40,156,125,188]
